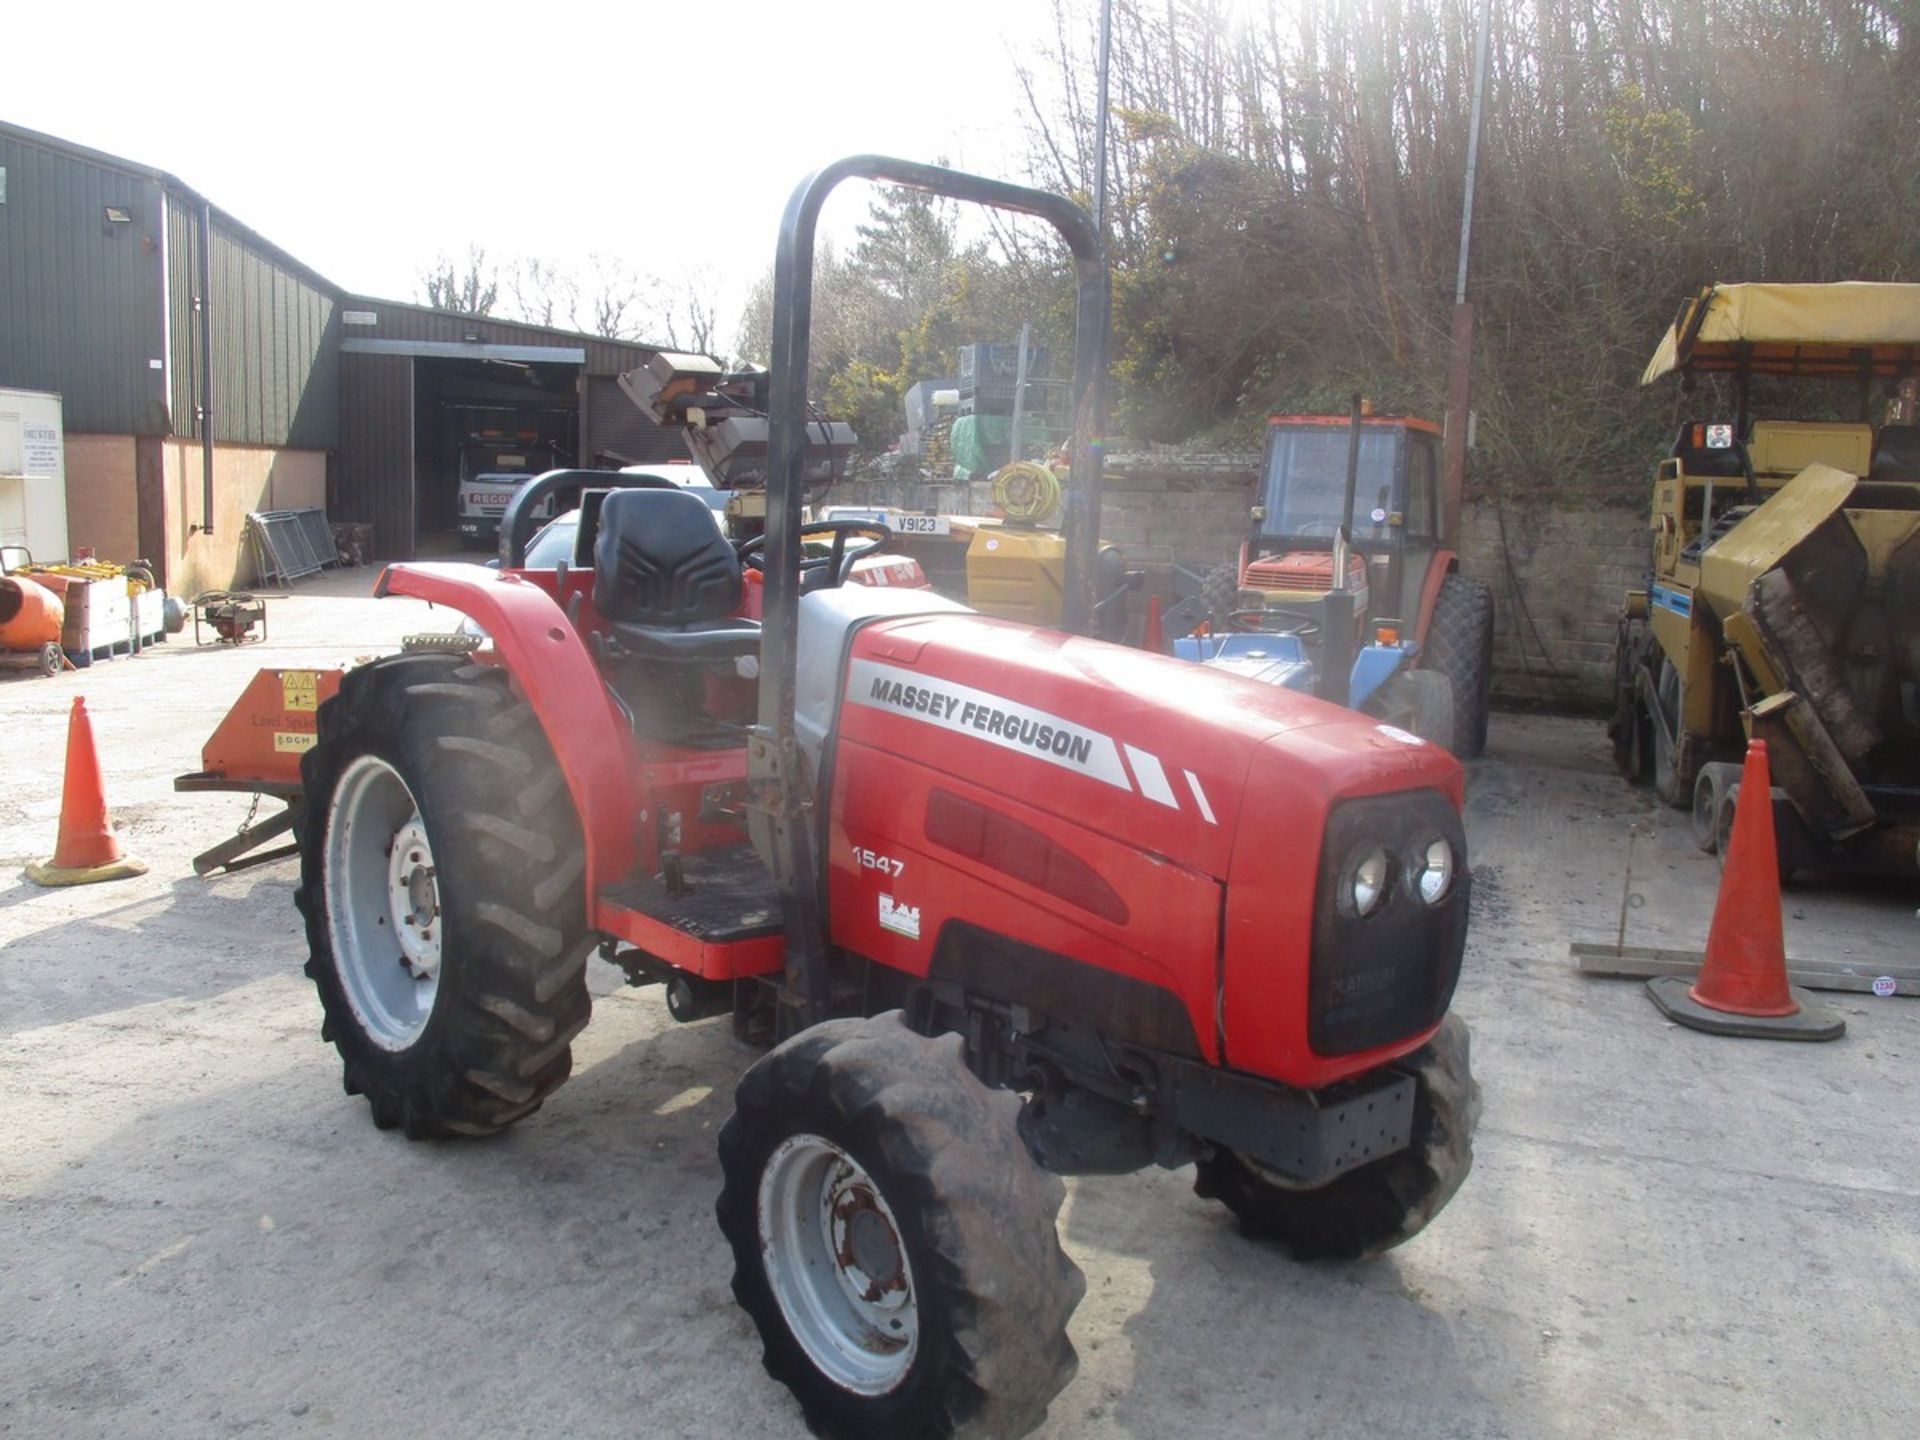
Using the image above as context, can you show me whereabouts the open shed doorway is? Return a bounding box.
[412,355,580,553]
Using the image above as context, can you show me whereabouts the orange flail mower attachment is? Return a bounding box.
[194,668,344,790]
[173,668,344,875]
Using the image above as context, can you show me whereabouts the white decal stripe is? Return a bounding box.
[1124,745,1179,809]
[847,658,1132,791]
[1183,769,1217,825]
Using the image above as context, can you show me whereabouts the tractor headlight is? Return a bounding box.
[1411,838,1454,905]
[1343,844,1391,917]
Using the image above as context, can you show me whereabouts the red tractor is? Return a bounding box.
[1183,404,1495,757]
[294,159,1480,1440]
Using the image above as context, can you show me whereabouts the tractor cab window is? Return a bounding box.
[1405,435,1437,540]
[1261,427,1401,542]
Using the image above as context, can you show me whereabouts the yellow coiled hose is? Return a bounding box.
[989,461,1063,524]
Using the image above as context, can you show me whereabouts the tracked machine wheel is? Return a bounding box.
[1423,574,1495,758]
[717,1013,1084,1440]
[1192,1014,1481,1260]
[1650,657,1695,809]
[295,654,591,1138]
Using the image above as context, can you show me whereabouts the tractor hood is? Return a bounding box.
[837,612,1461,881]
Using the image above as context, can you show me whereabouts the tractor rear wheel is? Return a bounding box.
[1199,560,1242,631]
[1192,1014,1480,1260]
[295,654,591,1138]
[717,1013,1084,1440]
[1423,574,1494,758]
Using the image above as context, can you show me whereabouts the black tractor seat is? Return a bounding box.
[593,487,759,665]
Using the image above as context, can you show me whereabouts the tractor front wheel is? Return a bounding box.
[1192,1014,1480,1260]
[1422,574,1495,758]
[295,654,591,1138]
[717,1013,1084,1440]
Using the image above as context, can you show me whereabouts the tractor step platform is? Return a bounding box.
[597,843,785,981]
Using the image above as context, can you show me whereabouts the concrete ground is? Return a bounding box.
[2,572,1916,1439]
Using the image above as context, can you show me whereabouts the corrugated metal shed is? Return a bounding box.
[3,119,705,565]
[2,119,340,446]
[167,199,340,449]
[332,299,666,377]
[0,125,168,434]
[334,352,416,558]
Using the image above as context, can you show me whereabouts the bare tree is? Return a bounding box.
[506,256,577,329]
[581,252,648,340]
[419,245,498,315]
[648,265,725,359]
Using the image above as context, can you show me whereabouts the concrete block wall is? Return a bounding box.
[836,455,1649,710]
[1454,498,1649,711]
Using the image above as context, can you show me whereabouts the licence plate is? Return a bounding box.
[893,514,950,536]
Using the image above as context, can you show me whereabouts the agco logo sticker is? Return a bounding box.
[878,894,921,940]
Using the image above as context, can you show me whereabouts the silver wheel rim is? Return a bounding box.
[325,754,442,1051]
[758,1132,919,1395]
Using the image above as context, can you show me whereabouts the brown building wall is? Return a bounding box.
[159,440,326,594]
[61,433,141,564]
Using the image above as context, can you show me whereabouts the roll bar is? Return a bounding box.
[755,157,1111,1030]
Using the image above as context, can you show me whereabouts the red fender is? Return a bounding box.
[376,563,637,890]
[1412,548,1458,648]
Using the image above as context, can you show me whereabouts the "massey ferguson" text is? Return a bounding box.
[865,676,1095,764]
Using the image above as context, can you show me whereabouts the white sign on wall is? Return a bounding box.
[22,424,60,478]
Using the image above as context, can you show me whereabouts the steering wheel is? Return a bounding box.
[1225,607,1322,640]
[736,520,896,588]
[1291,520,1340,538]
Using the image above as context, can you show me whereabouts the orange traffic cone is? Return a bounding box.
[1142,593,1166,653]
[25,697,148,887]
[1646,739,1842,1040]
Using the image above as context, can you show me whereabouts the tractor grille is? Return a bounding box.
[1243,553,1369,596]
[1309,791,1469,1055]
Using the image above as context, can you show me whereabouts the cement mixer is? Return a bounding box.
[0,570,65,677]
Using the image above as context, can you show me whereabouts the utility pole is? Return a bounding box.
[1093,0,1113,234]
[1065,0,1115,635]
[1443,0,1492,544]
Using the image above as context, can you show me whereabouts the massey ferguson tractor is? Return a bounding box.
[292,159,1480,1440]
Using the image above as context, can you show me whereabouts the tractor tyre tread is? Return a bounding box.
[717,1013,1084,1440]
[1193,1014,1480,1260]
[294,653,590,1139]
[1423,574,1494,758]
[1199,560,1242,631]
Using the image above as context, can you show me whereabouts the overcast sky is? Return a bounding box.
[7,0,1074,350]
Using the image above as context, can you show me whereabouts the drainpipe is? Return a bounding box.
[198,201,215,537]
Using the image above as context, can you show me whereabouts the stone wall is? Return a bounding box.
[831,454,1650,710]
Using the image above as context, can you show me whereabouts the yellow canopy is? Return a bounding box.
[1642,282,1920,384]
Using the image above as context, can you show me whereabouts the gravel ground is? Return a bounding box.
[3,571,1916,1438]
